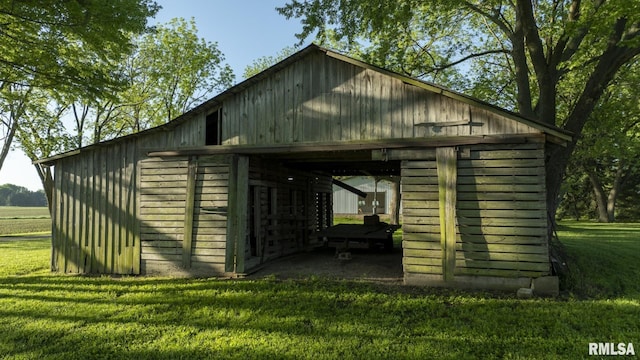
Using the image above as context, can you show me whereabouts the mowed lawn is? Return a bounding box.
[0,222,639,359]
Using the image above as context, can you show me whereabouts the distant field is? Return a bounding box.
[0,206,50,235]
[0,206,50,219]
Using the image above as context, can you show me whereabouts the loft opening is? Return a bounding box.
[205,108,222,145]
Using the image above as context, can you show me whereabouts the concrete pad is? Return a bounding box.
[532,276,559,297]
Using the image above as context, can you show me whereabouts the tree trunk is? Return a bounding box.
[34,164,54,214]
[587,170,610,222]
[0,119,17,174]
[606,166,625,222]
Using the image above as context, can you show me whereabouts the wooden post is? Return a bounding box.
[182,156,198,269]
[226,155,249,273]
[437,147,457,281]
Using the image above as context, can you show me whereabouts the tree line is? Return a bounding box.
[0,184,47,207]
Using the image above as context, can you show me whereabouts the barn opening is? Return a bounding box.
[242,149,405,278]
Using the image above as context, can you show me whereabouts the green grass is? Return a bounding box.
[0,206,50,236]
[557,221,640,299]
[0,222,639,359]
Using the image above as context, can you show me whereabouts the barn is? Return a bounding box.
[332,176,397,215]
[37,44,571,294]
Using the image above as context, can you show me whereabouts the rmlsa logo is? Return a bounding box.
[589,343,635,356]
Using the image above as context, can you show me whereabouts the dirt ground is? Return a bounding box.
[247,246,404,284]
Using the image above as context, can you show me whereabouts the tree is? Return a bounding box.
[16,17,235,209]
[278,0,640,224]
[70,18,235,145]
[0,183,46,207]
[0,0,159,173]
[133,18,235,126]
[561,60,640,222]
[243,46,300,79]
[15,90,74,210]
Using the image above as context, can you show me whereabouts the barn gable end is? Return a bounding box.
[40,45,570,294]
[220,50,546,146]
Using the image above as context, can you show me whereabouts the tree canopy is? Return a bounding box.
[278,0,640,218]
[0,0,160,176]
[0,0,160,94]
[14,17,235,210]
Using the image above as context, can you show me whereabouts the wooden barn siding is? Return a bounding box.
[139,156,229,275]
[51,142,139,274]
[402,142,550,279]
[244,159,333,271]
[50,113,210,275]
[221,52,538,146]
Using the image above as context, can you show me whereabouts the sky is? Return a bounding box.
[0,0,307,191]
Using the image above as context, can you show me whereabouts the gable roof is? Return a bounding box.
[36,44,572,165]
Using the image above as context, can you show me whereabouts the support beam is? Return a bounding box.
[226,155,249,274]
[182,156,197,269]
[437,147,457,281]
[332,178,367,198]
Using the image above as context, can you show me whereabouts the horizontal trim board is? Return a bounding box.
[403,233,546,244]
[147,135,543,157]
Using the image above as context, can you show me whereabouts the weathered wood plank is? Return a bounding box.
[401,168,439,177]
[456,242,548,254]
[402,208,440,217]
[141,253,182,261]
[183,157,197,269]
[455,259,550,272]
[403,240,442,250]
[457,184,545,192]
[404,248,442,259]
[456,200,546,210]
[404,232,545,245]
[457,176,543,185]
[457,166,545,176]
[402,176,440,186]
[401,192,440,201]
[226,155,249,273]
[459,225,547,236]
[457,217,546,227]
[402,216,441,225]
[403,264,442,274]
[192,240,227,248]
[454,267,547,278]
[456,209,545,218]
[192,248,226,256]
[403,256,443,266]
[458,159,544,168]
[468,149,544,160]
[402,224,442,234]
[192,255,226,264]
[436,147,457,281]
[457,192,544,201]
[455,251,549,263]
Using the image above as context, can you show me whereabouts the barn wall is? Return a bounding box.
[50,114,209,275]
[402,141,550,283]
[221,52,540,146]
[51,141,139,274]
[138,156,229,276]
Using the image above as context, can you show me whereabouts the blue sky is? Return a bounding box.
[0,0,307,191]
